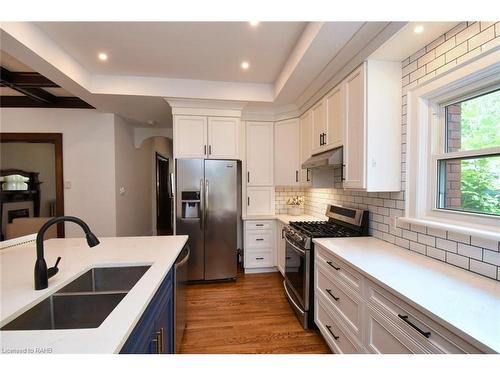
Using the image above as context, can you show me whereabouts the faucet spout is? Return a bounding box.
[34,216,100,290]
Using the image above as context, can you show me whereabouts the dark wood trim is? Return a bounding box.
[0,133,65,237]
[0,96,94,109]
[0,70,59,88]
[0,67,93,109]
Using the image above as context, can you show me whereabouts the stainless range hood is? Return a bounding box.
[302,147,343,169]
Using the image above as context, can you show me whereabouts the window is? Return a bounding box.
[405,51,500,238]
[436,89,500,217]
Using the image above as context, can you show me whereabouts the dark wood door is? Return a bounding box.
[156,153,173,235]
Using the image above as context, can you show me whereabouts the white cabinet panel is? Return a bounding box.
[174,115,208,158]
[246,187,274,215]
[343,65,366,189]
[325,85,343,149]
[299,110,313,186]
[274,119,300,186]
[312,99,327,154]
[276,222,286,275]
[246,122,274,186]
[207,117,239,159]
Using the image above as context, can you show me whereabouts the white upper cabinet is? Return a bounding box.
[274,119,300,186]
[174,115,208,158]
[325,85,344,149]
[299,110,313,185]
[343,66,366,189]
[246,121,274,186]
[311,99,327,154]
[343,61,401,192]
[207,117,239,159]
[174,115,239,159]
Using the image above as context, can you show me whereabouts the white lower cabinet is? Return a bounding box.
[276,222,286,275]
[246,187,274,215]
[244,220,275,271]
[314,244,484,354]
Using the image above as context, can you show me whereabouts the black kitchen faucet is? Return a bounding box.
[34,216,100,290]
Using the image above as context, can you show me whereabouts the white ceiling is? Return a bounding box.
[34,22,306,84]
[0,21,461,127]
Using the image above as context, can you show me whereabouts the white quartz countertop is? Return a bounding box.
[313,237,500,353]
[0,235,188,354]
[243,214,323,224]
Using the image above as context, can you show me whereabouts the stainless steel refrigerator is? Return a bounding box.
[175,159,241,281]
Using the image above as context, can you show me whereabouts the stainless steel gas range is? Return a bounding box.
[283,204,369,329]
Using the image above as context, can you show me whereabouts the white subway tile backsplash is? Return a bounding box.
[470,259,497,278]
[471,236,499,251]
[426,247,446,261]
[457,243,482,260]
[436,238,458,253]
[483,250,500,267]
[418,233,436,247]
[448,231,470,244]
[444,22,467,40]
[410,241,426,255]
[468,26,495,50]
[410,224,426,234]
[455,22,480,45]
[402,229,418,242]
[446,252,470,269]
[445,41,468,62]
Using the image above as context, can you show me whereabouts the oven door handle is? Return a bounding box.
[285,237,306,255]
[283,280,305,316]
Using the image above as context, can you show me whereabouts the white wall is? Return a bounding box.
[114,116,154,237]
[1,142,56,217]
[0,108,117,237]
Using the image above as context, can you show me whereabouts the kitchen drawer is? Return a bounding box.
[316,245,363,294]
[315,295,363,354]
[316,262,363,339]
[245,220,274,231]
[245,250,274,268]
[365,304,426,354]
[245,230,273,249]
[366,280,480,353]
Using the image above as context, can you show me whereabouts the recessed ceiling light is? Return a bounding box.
[414,25,424,34]
[98,52,108,61]
[241,61,250,70]
[249,21,259,27]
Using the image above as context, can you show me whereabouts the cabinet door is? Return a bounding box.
[246,186,274,215]
[299,110,313,186]
[277,223,286,275]
[365,306,426,354]
[274,119,300,186]
[311,99,327,154]
[207,117,239,159]
[246,122,274,186]
[343,65,366,189]
[325,85,343,149]
[174,115,208,158]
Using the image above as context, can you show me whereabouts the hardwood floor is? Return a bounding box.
[179,271,330,354]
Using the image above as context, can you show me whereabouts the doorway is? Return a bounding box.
[155,152,173,235]
[0,133,65,239]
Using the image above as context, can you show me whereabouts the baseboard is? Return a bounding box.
[244,267,279,274]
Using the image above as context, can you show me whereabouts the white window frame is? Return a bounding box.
[402,49,500,241]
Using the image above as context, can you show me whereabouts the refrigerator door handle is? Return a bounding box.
[205,179,209,227]
[199,178,204,230]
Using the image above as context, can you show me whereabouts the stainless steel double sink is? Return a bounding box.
[1,265,150,331]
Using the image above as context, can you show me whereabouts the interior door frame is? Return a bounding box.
[155,152,171,234]
[0,132,65,237]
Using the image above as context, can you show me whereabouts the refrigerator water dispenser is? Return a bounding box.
[181,191,201,219]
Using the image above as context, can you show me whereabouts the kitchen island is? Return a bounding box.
[0,235,188,354]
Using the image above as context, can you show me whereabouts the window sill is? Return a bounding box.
[397,216,500,242]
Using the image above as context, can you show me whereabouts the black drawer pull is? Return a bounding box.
[325,289,339,301]
[255,224,264,227]
[256,238,264,241]
[325,325,339,340]
[326,261,340,271]
[256,257,264,260]
[285,256,291,260]
[398,314,431,338]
